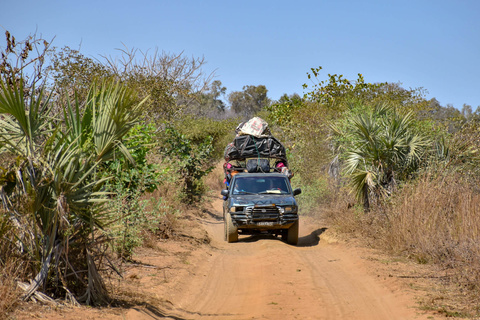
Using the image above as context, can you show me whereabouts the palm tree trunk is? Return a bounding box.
[362,184,370,212]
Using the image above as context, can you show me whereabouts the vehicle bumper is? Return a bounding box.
[230,205,298,229]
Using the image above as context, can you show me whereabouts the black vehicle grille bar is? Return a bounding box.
[231,206,297,226]
[245,206,279,220]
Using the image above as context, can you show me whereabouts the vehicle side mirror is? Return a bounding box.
[293,188,302,196]
[221,189,229,197]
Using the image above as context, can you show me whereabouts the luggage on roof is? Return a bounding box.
[222,117,294,185]
[235,117,271,137]
[224,134,287,161]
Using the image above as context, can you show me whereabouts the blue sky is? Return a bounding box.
[1,0,479,109]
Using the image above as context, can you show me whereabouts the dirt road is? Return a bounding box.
[19,196,443,320]
[152,198,441,320]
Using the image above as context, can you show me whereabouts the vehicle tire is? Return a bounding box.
[226,212,238,243]
[287,220,299,245]
[223,209,227,241]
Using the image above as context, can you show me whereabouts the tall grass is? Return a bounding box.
[385,173,480,283]
[0,211,23,319]
[325,171,480,294]
[0,261,22,320]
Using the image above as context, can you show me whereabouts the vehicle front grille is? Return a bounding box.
[231,205,297,227]
[245,206,279,221]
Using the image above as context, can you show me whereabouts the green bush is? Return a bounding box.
[173,115,238,159]
[101,123,160,193]
[97,123,162,259]
[161,127,214,203]
[294,174,331,215]
[104,181,164,259]
[0,78,147,305]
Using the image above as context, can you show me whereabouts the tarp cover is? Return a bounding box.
[224,135,287,161]
[236,117,271,137]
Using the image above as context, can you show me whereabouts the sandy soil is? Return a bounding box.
[14,195,447,320]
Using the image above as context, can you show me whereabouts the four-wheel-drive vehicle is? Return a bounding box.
[221,172,301,245]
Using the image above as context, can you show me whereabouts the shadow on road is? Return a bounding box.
[297,227,328,247]
[240,234,279,243]
[107,302,189,320]
[233,227,328,247]
[201,207,223,222]
[129,304,238,320]
[131,304,187,320]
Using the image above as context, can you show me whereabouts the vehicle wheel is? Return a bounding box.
[223,209,227,241]
[287,220,299,245]
[226,212,238,243]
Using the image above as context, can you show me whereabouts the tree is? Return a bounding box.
[186,80,227,118]
[207,80,227,112]
[277,92,302,104]
[228,85,270,118]
[267,93,304,125]
[332,102,430,210]
[0,30,52,91]
[49,45,214,122]
[48,46,111,99]
[102,47,213,121]
[461,103,473,120]
[303,66,428,113]
[418,98,463,133]
[0,77,148,305]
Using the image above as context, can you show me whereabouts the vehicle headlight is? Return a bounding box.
[283,206,293,213]
[230,206,243,213]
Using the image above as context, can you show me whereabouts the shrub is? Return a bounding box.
[173,115,238,159]
[331,102,431,209]
[160,127,214,203]
[0,78,147,305]
[104,183,164,259]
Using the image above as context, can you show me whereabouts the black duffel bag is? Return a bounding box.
[246,158,270,173]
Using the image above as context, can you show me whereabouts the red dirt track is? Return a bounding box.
[16,196,445,320]
[149,198,442,320]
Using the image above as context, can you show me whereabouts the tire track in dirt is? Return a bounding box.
[161,197,443,320]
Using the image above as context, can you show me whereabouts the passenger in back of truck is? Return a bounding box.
[275,160,293,180]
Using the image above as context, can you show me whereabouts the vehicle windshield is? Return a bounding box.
[232,176,290,195]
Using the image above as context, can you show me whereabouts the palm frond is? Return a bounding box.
[340,102,431,209]
[0,77,55,158]
[349,169,378,203]
[88,81,148,163]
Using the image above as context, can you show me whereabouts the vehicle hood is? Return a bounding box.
[229,194,297,207]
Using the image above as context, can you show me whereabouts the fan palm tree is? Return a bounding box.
[0,77,148,304]
[334,103,430,210]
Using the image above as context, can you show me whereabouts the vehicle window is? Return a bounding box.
[232,176,289,195]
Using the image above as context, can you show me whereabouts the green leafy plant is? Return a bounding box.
[332,102,430,209]
[161,127,214,203]
[0,76,147,305]
[98,123,162,259]
[101,123,160,193]
[104,179,163,259]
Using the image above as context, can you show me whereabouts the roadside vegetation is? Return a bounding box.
[1,31,480,318]
[0,31,237,317]
[267,67,480,316]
